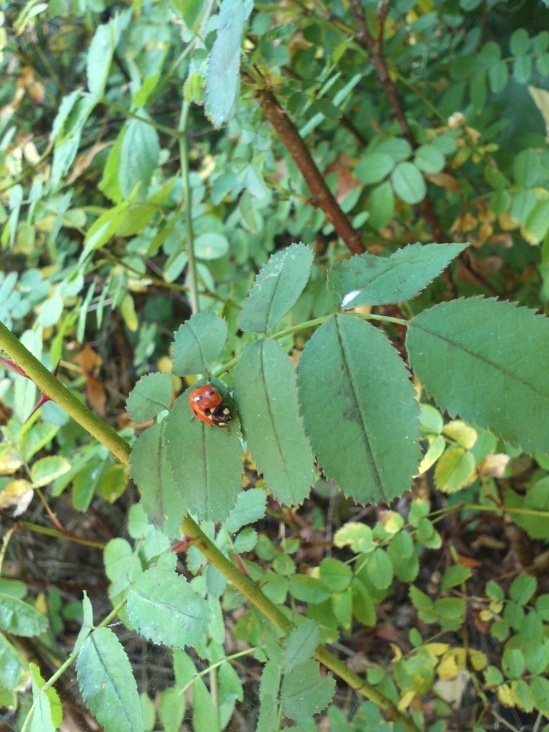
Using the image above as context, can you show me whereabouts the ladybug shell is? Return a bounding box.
[188,385,232,427]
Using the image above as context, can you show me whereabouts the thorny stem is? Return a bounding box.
[0,325,419,729]
[254,84,365,256]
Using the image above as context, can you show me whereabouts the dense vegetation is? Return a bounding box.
[0,0,549,730]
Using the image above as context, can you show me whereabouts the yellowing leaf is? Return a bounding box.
[397,689,416,710]
[424,643,450,658]
[497,683,514,707]
[434,447,476,493]
[0,445,23,475]
[390,643,403,662]
[0,479,33,516]
[443,420,477,449]
[437,655,459,680]
[469,649,488,671]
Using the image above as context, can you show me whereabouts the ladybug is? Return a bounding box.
[188,385,232,427]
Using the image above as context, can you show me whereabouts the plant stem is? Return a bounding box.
[0,321,131,465]
[179,100,200,313]
[254,85,364,256]
[1,326,418,727]
[182,515,419,730]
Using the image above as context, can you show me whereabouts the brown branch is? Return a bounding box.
[255,87,365,255]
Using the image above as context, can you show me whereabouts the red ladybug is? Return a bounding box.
[188,385,232,427]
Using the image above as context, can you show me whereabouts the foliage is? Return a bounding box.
[0,0,548,731]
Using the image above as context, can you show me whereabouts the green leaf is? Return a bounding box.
[192,678,220,732]
[391,162,426,204]
[434,597,466,630]
[511,678,534,713]
[297,316,421,503]
[329,242,467,308]
[30,456,70,488]
[288,575,331,604]
[434,447,476,493]
[525,637,549,674]
[98,464,129,503]
[505,478,549,539]
[158,687,185,732]
[531,676,549,716]
[280,660,335,723]
[375,137,412,162]
[0,633,27,702]
[351,579,376,626]
[129,421,185,536]
[164,391,243,522]
[77,628,143,732]
[470,70,487,110]
[29,667,55,732]
[509,574,536,605]
[510,189,537,225]
[513,55,533,83]
[20,423,58,462]
[414,145,445,174]
[205,0,253,126]
[172,312,228,375]
[194,232,229,260]
[409,586,436,623]
[127,568,209,648]
[256,660,282,732]
[86,22,115,96]
[406,298,549,453]
[524,199,549,244]
[118,117,160,198]
[225,488,266,532]
[233,339,314,505]
[318,558,353,593]
[502,647,525,679]
[388,532,419,582]
[356,152,395,184]
[284,620,320,670]
[368,181,394,230]
[360,548,393,590]
[514,149,542,187]
[510,28,530,56]
[238,243,313,334]
[0,594,48,637]
[127,373,173,423]
[488,60,509,94]
[440,565,472,590]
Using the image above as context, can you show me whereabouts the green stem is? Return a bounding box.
[1,327,418,727]
[178,100,200,313]
[213,312,409,378]
[0,321,131,466]
[182,516,419,730]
